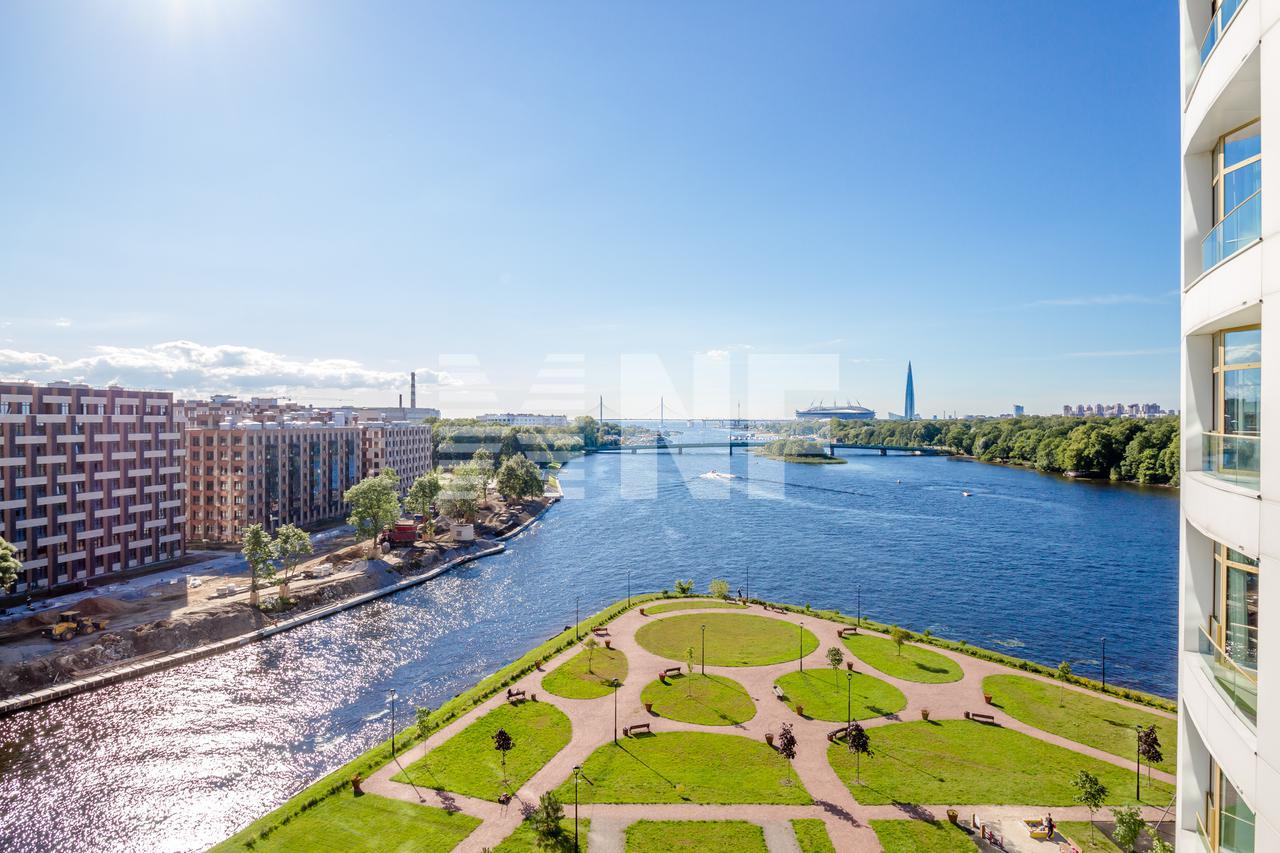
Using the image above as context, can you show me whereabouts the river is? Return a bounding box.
[0,435,1177,851]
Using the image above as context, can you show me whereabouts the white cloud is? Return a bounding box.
[53,318,72,328]
[1029,292,1174,308]
[0,340,456,397]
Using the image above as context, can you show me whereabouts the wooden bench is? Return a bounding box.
[772,685,786,700]
[827,726,849,743]
[662,667,683,678]
[506,688,527,703]
[623,722,652,737]
[837,627,858,638]
[965,711,998,725]
[592,626,609,637]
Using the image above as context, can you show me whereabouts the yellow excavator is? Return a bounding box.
[40,610,109,642]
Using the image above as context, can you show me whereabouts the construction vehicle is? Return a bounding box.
[377,520,419,548]
[40,610,109,642]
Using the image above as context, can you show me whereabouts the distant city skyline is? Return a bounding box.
[0,3,1177,417]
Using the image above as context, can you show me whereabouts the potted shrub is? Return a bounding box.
[846,661,854,671]
[351,773,364,796]
[796,704,805,717]
[947,808,959,825]
[921,708,930,721]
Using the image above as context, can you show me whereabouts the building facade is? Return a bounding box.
[1178,2,1277,849]
[360,421,432,497]
[475,412,569,427]
[0,382,186,592]
[904,362,916,421]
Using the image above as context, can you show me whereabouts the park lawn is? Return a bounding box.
[828,720,1174,806]
[640,673,756,725]
[982,674,1176,774]
[625,820,767,852]
[393,700,571,800]
[645,599,745,615]
[543,644,628,699]
[238,792,481,852]
[774,668,906,722]
[1056,821,1123,853]
[870,819,978,853]
[790,818,836,853]
[842,633,963,683]
[557,731,812,805]
[493,818,589,852]
[635,612,818,667]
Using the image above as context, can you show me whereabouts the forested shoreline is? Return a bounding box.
[828,415,1180,485]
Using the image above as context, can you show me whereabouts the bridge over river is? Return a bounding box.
[593,440,947,456]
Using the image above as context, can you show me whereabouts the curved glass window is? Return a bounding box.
[1214,121,1262,224]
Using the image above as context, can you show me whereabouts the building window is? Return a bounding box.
[1204,120,1262,271]
[1203,326,1261,487]
[1198,540,1260,726]
[1201,759,1256,852]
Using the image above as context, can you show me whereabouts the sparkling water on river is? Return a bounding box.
[0,436,1177,851]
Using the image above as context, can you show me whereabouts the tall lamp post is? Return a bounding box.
[746,565,750,602]
[857,584,862,627]
[573,765,582,852]
[1135,725,1142,801]
[611,680,622,743]
[627,570,631,608]
[1100,637,1107,692]
[846,670,852,729]
[799,622,804,672]
[575,596,580,641]
[387,688,397,756]
[701,624,707,675]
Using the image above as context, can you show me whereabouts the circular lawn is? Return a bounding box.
[640,673,756,725]
[635,613,818,667]
[773,668,906,722]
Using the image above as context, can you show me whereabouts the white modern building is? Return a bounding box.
[475,412,569,427]
[1179,1,1277,849]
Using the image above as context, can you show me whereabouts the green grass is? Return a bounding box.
[842,633,963,683]
[644,599,745,615]
[493,818,589,852]
[393,700,571,800]
[828,720,1174,806]
[870,819,977,853]
[982,674,1176,773]
[1057,821,1123,853]
[773,668,906,722]
[640,673,756,725]
[636,612,818,666]
[625,820,767,852]
[557,731,812,805]
[790,818,836,853]
[228,792,481,852]
[543,644,628,699]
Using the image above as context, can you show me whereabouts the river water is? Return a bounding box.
[0,436,1177,851]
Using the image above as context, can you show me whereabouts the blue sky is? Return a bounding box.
[0,1,1178,418]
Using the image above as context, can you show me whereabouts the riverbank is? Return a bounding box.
[749,449,846,464]
[0,490,562,714]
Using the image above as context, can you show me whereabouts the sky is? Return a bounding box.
[0,1,1180,419]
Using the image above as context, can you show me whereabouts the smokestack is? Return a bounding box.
[410,372,416,409]
[399,393,403,408]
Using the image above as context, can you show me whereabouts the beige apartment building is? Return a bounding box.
[360,421,432,497]
[0,382,186,592]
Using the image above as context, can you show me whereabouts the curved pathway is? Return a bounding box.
[362,601,1174,851]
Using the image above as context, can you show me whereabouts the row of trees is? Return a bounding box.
[428,416,621,467]
[829,415,1180,484]
[758,438,830,459]
[240,522,314,607]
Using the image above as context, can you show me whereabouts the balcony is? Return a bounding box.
[1196,625,1258,727]
[1199,0,1247,68]
[1200,432,1260,490]
[1202,191,1261,273]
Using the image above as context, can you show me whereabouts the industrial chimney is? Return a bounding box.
[398,393,403,409]
[410,372,417,409]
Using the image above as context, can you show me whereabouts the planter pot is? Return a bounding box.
[921,709,930,721]
[351,775,364,796]
[947,809,958,825]
[765,733,775,747]
[639,608,646,616]
[796,705,804,717]
[983,693,993,705]
[645,702,654,714]
[604,639,612,649]
[846,661,854,671]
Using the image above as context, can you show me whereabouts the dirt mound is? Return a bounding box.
[72,597,143,617]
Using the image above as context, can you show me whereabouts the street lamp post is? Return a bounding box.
[846,670,852,728]
[1101,637,1107,693]
[799,622,804,672]
[1135,725,1142,801]
[627,570,631,608]
[746,565,750,602]
[573,765,582,852]
[612,680,621,743]
[857,584,861,627]
[387,688,397,756]
[575,596,580,641]
[701,624,706,675]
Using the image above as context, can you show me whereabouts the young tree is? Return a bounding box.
[674,579,694,596]
[0,535,22,592]
[709,578,730,599]
[583,637,599,674]
[492,727,515,784]
[528,791,568,851]
[826,646,845,672]
[495,454,543,502]
[240,523,275,608]
[1110,804,1144,851]
[440,462,487,523]
[344,469,401,548]
[472,447,495,502]
[1138,724,1163,781]
[416,706,432,743]
[1071,770,1108,839]
[1146,825,1174,853]
[1056,661,1073,706]
[685,647,695,696]
[890,625,911,656]
[271,523,312,599]
[406,471,444,538]
[846,721,873,783]
[777,722,798,780]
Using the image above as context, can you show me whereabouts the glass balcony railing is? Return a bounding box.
[1197,625,1258,727]
[1200,432,1261,489]
[1202,191,1261,273]
[1200,0,1247,67]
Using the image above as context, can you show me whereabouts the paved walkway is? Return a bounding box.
[361,602,1175,851]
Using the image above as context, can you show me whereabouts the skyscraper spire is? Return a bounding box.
[904,362,916,421]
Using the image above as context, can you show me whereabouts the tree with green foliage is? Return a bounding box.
[709,578,730,599]
[846,721,872,783]
[271,523,312,599]
[472,447,495,501]
[1071,770,1108,839]
[826,646,845,671]
[1057,661,1073,706]
[240,523,275,609]
[529,790,569,851]
[492,727,514,784]
[1110,804,1145,851]
[440,462,487,523]
[777,722,798,780]
[1146,825,1174,853]
[0,535,22,592]
[685,647,695,696]
[890,625,910,656]
[406,471,444,538]
[674,579,694,596]
[416,706,432,743]
[584,637,599,674]
[496,454,543,502]
[1138,724,1163,781]
[345,468,401,547]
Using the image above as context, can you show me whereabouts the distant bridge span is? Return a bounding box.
[592,441,947,456]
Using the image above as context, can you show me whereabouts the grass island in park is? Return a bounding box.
[211,591,1179,852]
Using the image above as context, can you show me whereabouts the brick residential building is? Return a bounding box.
[0,381,186,592]
[360,421,432,497]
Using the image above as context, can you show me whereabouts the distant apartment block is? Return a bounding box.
[361,420,432,497]
[1060,402,1169,418]
[476,412,569,427]
[0,382,186,592]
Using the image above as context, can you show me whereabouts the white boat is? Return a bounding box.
[962,491,973,497]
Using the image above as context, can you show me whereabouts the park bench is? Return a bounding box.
[772,685,786,700]
[592,626,609,637]
[506,688,527,703]
[662,666,683,678]
[837,627,858,638]
[827,726,849,743]
[964,711,998,725]
[623,722,652,737]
